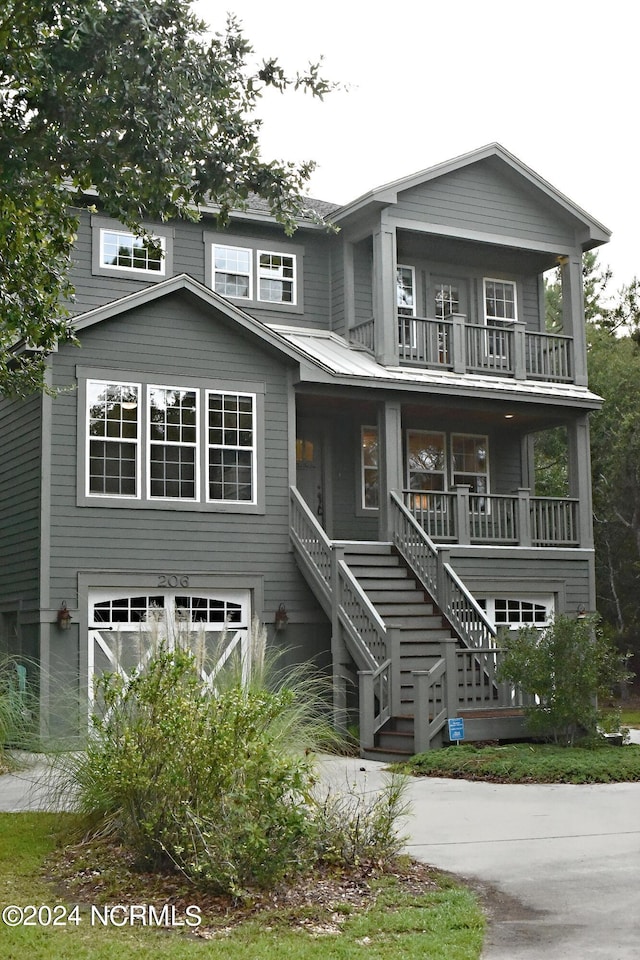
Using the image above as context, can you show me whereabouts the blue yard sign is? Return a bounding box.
[447,717,465,743]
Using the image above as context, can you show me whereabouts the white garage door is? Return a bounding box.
[88,588,251,713]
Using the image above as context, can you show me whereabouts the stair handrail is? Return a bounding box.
[390,490,496,649]
[289,486,388,672]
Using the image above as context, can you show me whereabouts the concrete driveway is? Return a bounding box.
[321,745,640,960]
[3,750,640,958]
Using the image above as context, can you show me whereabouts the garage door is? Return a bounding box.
[88,588,250,713]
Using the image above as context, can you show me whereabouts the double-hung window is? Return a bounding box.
[361,426,379,510]
[484,278,517,359]
[451,434,489,501]
[83,377,260,510]
[205,234,302,309]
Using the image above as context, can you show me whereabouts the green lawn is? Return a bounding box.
[400,742,640,783]
[0,813,484,960]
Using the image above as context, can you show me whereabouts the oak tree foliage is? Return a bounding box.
[0,0,331,396]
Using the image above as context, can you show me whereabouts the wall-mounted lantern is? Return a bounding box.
[274,603,289,633]
[56,602,72,630]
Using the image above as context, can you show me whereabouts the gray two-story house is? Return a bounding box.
[0,144,609,754]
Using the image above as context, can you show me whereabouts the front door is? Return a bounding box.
[296,420,325,528]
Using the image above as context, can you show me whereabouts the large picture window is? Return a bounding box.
[84,377,260,510]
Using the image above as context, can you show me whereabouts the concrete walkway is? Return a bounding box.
[3,745,640,958]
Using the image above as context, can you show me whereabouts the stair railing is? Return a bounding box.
[390,491,496,649]
[290,487,392,738]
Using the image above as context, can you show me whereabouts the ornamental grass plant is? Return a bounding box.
[52,622,409,897]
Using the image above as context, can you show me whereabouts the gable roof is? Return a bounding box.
[332,143,611,248]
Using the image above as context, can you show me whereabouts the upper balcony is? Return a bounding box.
[350,312,574,383]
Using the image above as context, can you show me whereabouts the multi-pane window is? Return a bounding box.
[434,281,460,318]
[100,230,165,274]
[484,279,517,322]
[86,381,256,507]
[361,426,379,509]
[213,245,252,299]
[451,434,489,494]
[397,265,416,347]
[207,392,255,502]
[407,431,446,492]
[479,597,552,630]
[148,388,198,500]
[258,252,295,303]
[87,381,139,496]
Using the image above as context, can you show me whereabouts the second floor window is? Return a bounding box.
[211,244,297,305]
[484,279,517,324]
[100,230,165,274]
[86,379,256,505]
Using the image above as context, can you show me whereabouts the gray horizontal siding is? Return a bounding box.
[394,160,577,249]
[0,393,41,606]
[48,292,325,626]
[68,210,333,331]
[354,238,373,325]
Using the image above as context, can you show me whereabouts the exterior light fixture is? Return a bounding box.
[56,602,72,630]
[576,605,587,620]
[504,414,514,420]
[274,603,289,632]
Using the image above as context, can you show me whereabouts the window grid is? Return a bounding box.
[451,434,489,495]
[207,392,255,503]
[87,381,139,497]
[101,231,164,274]
[258,252,295,303]
[148,388,198,500]
[92,595,165,625]
[484,279,517,322]
[434,282,460,319]
[407,431,446,492]
[213,245,252,299]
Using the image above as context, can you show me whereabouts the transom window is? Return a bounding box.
[85,379,257,507]
[100,230,165,274]
[479,597,553,630]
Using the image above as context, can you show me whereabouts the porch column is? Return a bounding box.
[372,218,399,366]
[567,414,595,551]
[561,254,588,386]
[377,398,403,540]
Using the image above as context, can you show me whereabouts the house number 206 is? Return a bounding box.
[157,575,190,588]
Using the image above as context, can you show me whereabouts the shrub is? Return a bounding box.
[55,627,409,896]
[0,657,36,767]
[498,614,632,745]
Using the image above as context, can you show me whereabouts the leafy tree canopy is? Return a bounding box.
[0,0,332,396]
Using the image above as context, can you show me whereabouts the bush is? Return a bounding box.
[498,614,632,745]
[0,658,36,767]
[55,628,409,896]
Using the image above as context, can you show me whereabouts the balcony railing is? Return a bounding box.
[403,487,580,547]
[396,314,573,382]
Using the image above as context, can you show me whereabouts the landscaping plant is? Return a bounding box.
[497,614,631,745]
[55,624,409,896]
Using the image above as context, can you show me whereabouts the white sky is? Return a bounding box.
[193,0,637,289]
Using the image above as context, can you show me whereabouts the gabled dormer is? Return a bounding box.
[331,144,610,387]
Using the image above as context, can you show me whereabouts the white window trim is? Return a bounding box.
[212,244,253,301]
[86,379,142,501]
[257,249,297,305]
[203,232,304,313]
[397,264,417,317]
[79,368,264,514]
[480,596,554,630]
[483,277,518,325]
[146,385,200,503]
[91,217,174,281]
[100,230,167,276]
[206,390,257,506]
